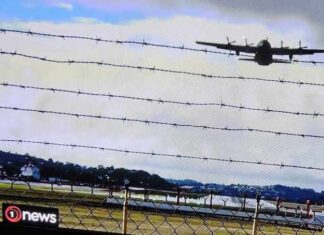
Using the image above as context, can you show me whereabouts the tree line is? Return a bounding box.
[0,151,174,190]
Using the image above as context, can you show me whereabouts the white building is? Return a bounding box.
[0,165,6,177]
[20,163,40,180]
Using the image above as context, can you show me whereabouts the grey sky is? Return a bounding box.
[0,1,323,191]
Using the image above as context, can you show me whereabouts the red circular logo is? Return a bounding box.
[5,206,22,223]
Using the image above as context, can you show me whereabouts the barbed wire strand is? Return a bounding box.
[2,28,324,65]
[0,138,323,171]
[1,50,324,88]
[1,105,324,140]
[0,28,245,57]
[1,82,323,119]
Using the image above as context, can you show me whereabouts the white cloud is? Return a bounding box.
[72,17,100,24]
[51,2,73,11]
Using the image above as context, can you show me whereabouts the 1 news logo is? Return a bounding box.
[5,205,22,223]
[2,203,59,228]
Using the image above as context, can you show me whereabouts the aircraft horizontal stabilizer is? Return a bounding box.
[239,57,291,64]
[238,58,255,62]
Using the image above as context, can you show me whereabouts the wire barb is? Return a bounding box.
[1,105,324,140]
[1,50,324,88]
[2,28,324,65]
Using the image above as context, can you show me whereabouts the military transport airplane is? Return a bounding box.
[196,38,324,66]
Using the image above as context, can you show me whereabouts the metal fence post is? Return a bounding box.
[107,176,113,198]
[275,197,281,214]
[122,179,130,235]
[252,192,261,235]
[209,190,213,209]
[144,188,148,202]
[176,186,180,205]
[243,193,247,212]
[306,200,311,218]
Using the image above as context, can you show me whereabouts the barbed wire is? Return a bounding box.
[1,50,324,88]
[0,28,246,57]
[291,58,324,65]
[272,57,324,65]
[1,105,324,140]
[1,138,323,171]
[2,28,324,65]
[1,82,323,119]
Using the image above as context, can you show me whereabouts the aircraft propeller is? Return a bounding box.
[226,37,236,56]
[226,37,236,45]
[280,40,289,49]
[298,40,307,49]
[245,38,254,46]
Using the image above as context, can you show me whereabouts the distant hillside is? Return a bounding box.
[0,151,174,190]
[167,178,204,187]
[1,150,323,203]
[168,179,324,204]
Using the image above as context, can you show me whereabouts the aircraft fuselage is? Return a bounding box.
[255,40,273,66]
[196,38,324,66]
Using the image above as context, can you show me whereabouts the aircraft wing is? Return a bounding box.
[271,47,324,55]
[196,41,257,54]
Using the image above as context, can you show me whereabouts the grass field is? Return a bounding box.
[0,182,322,234]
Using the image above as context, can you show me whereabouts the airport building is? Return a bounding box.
[20,163,40,180]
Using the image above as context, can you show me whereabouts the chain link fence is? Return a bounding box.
[0,179,323,234]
